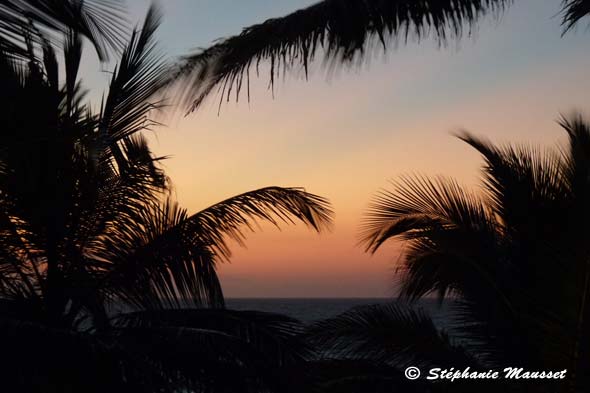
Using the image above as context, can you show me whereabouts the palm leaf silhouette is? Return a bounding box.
[0,0,126,60]
[357,115,590,391]
[307,302,476,368]
[112,309,314,393]
[562,0,590,32]
[0,5,334,391]
[173,0,511,112]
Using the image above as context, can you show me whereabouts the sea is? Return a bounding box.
[225,298,453,327]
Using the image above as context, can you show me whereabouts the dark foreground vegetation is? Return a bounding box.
[1,1,590,392]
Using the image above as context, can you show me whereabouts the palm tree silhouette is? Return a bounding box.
[174,0,590,112]
[0,5,332,392]
[306,116,590,393]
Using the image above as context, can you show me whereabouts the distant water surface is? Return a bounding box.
[226,298,453,327]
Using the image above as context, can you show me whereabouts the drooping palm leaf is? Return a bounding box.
[360,175,507,303]
[307,302,477,369]
[185,186,333,260]
[361,175,497,253]
[96,197,223,310]
[173,0,511,112]
[98,187,332,310]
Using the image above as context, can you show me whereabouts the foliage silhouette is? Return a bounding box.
[0,0,126,60]
[312,115,590,392]
[0,4,333,392]
[306,302,493,393]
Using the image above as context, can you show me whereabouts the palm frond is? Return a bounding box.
[0,246,42,300]
[99,3,169,152]
[559,113,590,195]
[306,302,477,369]
[561,0,590,33]
[361,175,497,253]
[74,134,168,261]
[0,0,127,61]
[457,133,569,288]
[99,187,331,309]
[113,310,313,393]
[458,131,566,222]
[97,197,224,310]
[63,29,83,111]
[172,0,510,112]
[186,186,333,260]
[556,113,590,393]
[115,308,312,365]
[360,175,509,303]
[449,297,552,368]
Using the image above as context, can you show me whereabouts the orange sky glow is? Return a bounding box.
[108,0,590,297]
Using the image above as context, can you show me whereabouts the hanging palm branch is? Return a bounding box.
[97,187,333,310]
[172,0,511,112]
[185,186,333,260]
[95,197,223,310]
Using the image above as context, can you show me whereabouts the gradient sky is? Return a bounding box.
[83,0,590,297]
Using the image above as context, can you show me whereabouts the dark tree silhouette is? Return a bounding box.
[308,115,590,393]
[0,5,332,392]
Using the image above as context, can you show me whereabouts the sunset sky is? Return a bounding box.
[83,0,590,297]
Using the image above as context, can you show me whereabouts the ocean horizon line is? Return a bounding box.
[226,296,393,300]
